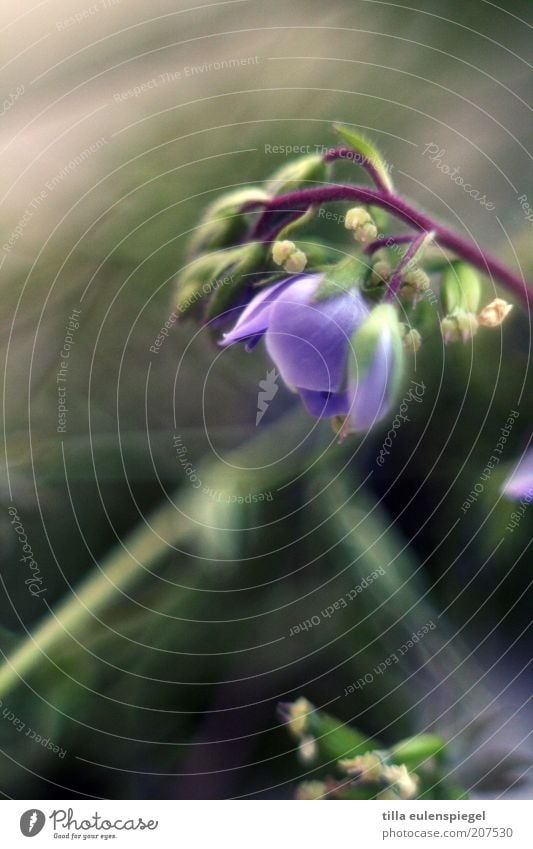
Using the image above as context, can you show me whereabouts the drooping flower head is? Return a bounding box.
[174,127,524,438]
[221,271,404,436]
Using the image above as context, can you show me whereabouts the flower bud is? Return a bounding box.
[284,249,307,273]
[298,734,318,763]
[339,752,383,782]
[187,187,268,256]
[277,697,312,739]
[176,242,264,320]
[441,310,478,343]
[346,303,404,429]
[380,764,419,800]
[265,154,326,195]
[402,267,430,291]
[344,207,378,244]
[295,781,326,800]
[402,328,422,352]
[272,240,307,273]
[354,221,378,245]
[391,733,445,770]
[399,268,430,305]
[371,260,391,285]
[272,239,296,265]
[333,124,394,192]
[205,241,266,321]
[441,262,481,315]
[344,206,371,231]
[478,298,513,327]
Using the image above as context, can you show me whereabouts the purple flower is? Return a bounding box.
[221,273,403,434]
[502,448,533,499]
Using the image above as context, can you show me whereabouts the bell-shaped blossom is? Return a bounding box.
[221,273,403,434]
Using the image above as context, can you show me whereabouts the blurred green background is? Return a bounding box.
[0,0,531,799]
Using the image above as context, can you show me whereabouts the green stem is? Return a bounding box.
[0,408,315,699]
[0,500,192,699]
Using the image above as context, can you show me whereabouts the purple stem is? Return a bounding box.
[364,233,417,255]
[259,207,309,244]
[384,231,431,303]
[250,185,531,307]
[323,146,391,194]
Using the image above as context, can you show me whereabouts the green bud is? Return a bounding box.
[391,734,446,770]
[333,123,394,192]
[279,698,371,764]
[402,268,430,292]
[205,241,266,321]
[265,154,327,195]
[313,257,366,302]
[402,327,422,352]
[175,252,227,316]
[371,260,391,285]
[441,310,478,343]
[400,268,430,305]
[351,304,404,398]
[176,242,264,319]
[187,187,268,256]
[276,204,317,240]
[441,262,481,315]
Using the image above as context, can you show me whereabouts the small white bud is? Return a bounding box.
[339,752,383,782]
[402,268,430,292]
[403,328,422,352]
[345,206,371,231]
[371,260,391,284]
[441,311,478,344]
[283,249,307,273]
[280,697,312,738]
[272,239,296,266]
[298,734,317,764]
[354,221,378,244]
[381,764,419,800]
[478,298,513,327]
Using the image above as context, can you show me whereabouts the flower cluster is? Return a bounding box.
[277,697,446,800]
[175,124,522,437]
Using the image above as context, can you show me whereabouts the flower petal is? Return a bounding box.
[265,276,367,392]
[502,448,533,500]
[220,276,299,346]
[298,388,349,419]
[345,330,394,431]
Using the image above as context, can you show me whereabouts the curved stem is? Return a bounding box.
[384,231,432,303]
[323,146,391,194]
[0,501,192,699]
[364,233,418,255]
[251,185,531,307]
[0,409,313,700]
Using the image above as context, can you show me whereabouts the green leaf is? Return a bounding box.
[391,733,446,769]
[187,187,269,256]
[333,124,394,192]
[313,257,366,302]
[308,708,373,763]
[175,242,265,320]
[265,154,327,195]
